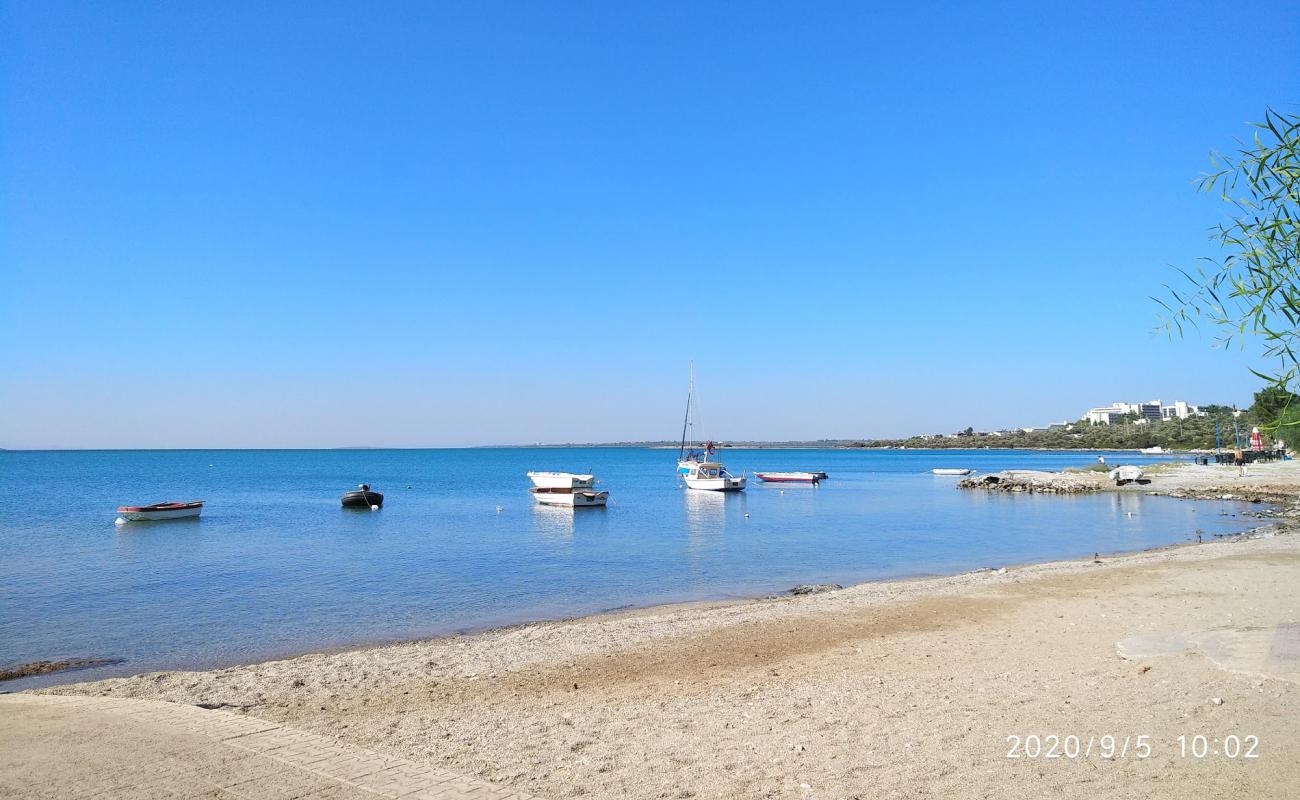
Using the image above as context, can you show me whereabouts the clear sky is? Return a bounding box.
[2,1,1297,448]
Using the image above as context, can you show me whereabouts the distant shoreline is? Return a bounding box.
[0,444,1207,453]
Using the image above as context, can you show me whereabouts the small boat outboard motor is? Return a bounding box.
[341,483,383,509]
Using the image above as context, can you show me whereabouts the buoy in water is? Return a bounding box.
[114,517,127,526]
[370,504,379,511]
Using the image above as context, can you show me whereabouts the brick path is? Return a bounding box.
[0,693,541,799]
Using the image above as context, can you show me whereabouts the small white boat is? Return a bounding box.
[1139,446,1165,455]
[932,468,972,476]
[526,471,595,490]
[116,500,204,522]
[1109,465,1145,485]
[530,487,609,507]
[683,461,747,492]
[756,471,823,483]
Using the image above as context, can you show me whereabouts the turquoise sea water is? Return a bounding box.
[0,448,1256,690]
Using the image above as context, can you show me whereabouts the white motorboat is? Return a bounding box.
[115,500,204,522]
[526,471,595,490]
[529,487,609,507]
[932,468,972,476]
[682,461,747,492]
[1139,446,1165,455]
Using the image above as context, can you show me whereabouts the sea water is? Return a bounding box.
[0,448,1257,689]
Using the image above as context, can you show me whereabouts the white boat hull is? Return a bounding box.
[527,471,595,489]
[684,475,747,492]
[118,507,202,521]
[932,469,972,476]
[531,489,609,507]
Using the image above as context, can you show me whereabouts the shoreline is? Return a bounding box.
[32,462,1300,799]
[11,461,1292,689]
[8,489,1273,692]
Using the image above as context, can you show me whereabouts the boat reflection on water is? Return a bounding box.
[529,500,609,542]
[684,486,746,560]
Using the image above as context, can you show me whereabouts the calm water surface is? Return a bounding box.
[0,448,1257,689]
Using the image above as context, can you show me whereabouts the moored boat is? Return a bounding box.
[932,468,972,476]
[116,500,204,522]
[529,487,609,507]
[683,461,747,492]
[755,471,823,483]
[526,471,595,490]
[675,363,746,492]
[341,484,383,509]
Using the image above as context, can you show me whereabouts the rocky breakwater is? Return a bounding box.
[957,470,1107,495]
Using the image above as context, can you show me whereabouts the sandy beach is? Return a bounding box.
[41,462,1300,799]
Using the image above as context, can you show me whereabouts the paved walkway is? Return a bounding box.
[0,693,540,800]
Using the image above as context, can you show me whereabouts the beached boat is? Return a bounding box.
[115,500,203,522]
[341,484,383,509]
[755,471,823,483]
[529,487,609,507]
[932,468,972,476]
[526,471,595,490]
[676,363,746,492]
[1109,465,1145,485]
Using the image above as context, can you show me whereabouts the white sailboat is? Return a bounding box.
[676,363,746,492]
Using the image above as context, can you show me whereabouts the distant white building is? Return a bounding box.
[1084,399,1202,424]
[1161,400,1203,420]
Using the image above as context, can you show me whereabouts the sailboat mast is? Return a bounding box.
[678,361,694,460]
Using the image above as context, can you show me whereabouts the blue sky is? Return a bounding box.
[2,1,1297,448]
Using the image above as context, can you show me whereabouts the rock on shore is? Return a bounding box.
[957,470,1105,494]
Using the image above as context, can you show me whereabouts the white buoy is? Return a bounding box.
[370,504,379,511]
[496,505,504,514]
[744,512,750,518]
[114,517,127,526]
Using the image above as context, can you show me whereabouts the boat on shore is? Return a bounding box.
[530,487,609,507]
[932,468,972,476]
[1109,465,1146,485]
[341,484,383,509]
[526,471,595,490]
[755,471,824,483]
[115,500,204,522]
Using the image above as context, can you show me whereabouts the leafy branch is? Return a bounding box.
[1158,108,1300,432]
